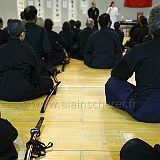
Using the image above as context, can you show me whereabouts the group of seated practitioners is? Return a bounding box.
[105,4,160,123]
[23,6,64,75]
[44,19,67,66]
[0,18,9,46]
[0,19,53,101]
[84,13,123,69]
[124,16,149,48]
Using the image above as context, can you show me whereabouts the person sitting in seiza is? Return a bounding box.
[23,6,52,61]
[0,19,53,101]
[78,18,95,60]
[105,4,160,123]
[44,18,66,66]
[84,13,123,69]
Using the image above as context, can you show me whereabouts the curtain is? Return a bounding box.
[124,0,152,8]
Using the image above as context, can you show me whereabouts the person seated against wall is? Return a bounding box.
[124,16,146,48]
[84,13,123,69]
[114,22,124,45]
[0,17,9,46]
[23,6,52,61]
[44,18,66,66]
[105,4,160,123]
[0,20,53,101]
[76,18,94,60]
[59,21,75,54]
[133,16,149,44]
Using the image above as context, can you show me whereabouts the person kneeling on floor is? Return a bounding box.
[0,19,53,101]
[105,4,160,123]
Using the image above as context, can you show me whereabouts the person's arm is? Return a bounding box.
[114,33,123,61]
[115,7,119,16]
[111,58,133,80]
[112,47,139,80]
[88,8,91,18]
[42,28,52,55]
[96,8,99,18]
[85,34,94,55]
[107,7,111,14]
[27,46,41,82]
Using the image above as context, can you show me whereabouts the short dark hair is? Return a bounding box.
[69,19,75,28]
[45,19,53,31]
[20,11,25,20]
[8,19,25,38]
[24,6,37,21]
[114,22,120,30]
[7,19,12,25]
[98,13,110,28]
[140,16,148,26]
[75,20,81,29]
[62,22,71,31]
[0,17,3,24]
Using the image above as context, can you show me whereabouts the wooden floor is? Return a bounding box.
[1,59,160,160]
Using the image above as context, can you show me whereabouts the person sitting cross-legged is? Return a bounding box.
[105,4,160,123]
[0,19,53,101]
[84,13,123,69]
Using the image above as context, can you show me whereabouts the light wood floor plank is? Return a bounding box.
[0,58,160,160]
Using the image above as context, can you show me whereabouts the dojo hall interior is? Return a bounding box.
[0,0,160,160]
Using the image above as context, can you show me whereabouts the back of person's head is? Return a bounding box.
[86,18,94,28]
[98,13,111,28]
[140,16,148,26]
[114,22,120,30]
[69,19,75,29]
[0,17,3,29]
[45,19,53,31]
[24,6,37,22]
[7,19,12,25]
[75,20,81,29]
[148,4,160,36]
[110,1,115,7]
[8,19,25,40]
[36,17,44,27]
[20,11,25,20]
[62,22,71,31]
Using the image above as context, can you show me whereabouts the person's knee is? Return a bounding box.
[105,77,119,93]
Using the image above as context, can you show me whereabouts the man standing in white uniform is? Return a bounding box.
[107,1,119,29]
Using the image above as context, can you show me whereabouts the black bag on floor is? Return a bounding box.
[0,118,18,160]
[120,138,160,160]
